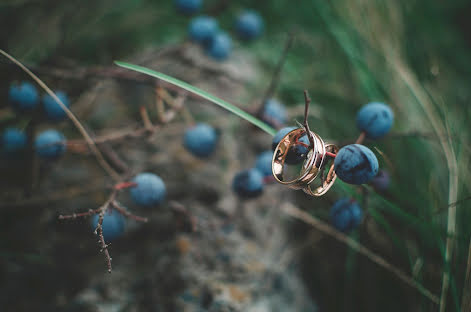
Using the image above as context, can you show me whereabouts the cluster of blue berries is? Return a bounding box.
[329,101,394,232]
[334,102,394,186]
[91,172,167,241]
[177,0,263,61]
[2,81,69,160]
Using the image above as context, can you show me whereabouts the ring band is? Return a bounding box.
[271,128,338,196]
[303,144,338,197]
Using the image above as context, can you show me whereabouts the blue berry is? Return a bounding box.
[271,127,309,165]
[272,127,296,150]
[2,128,27,154]
[370,169,390,191]
[334,144,378,185]
[206,32,232,61]
[329,198,362,233]
[262,98,287,126]
[183,123,218,158]
[232,168,264,198]
[9,81,39,112]
[235,10,263,40]
[91,209,125,242]
[356,102,394,139]
[130,173,166,207]
[34,129,66,159]
[42,91,70,121]
[188,16,218,44]
[175,0,202,14]
[255,150,273,177]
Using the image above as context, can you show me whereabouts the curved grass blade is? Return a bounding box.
[114,61,276,136]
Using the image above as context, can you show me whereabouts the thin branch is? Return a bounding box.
[258,33,295,115]
[303,90,316,148]
[95,207,112,273]
[355,132,366,144]
[0,49,120,182]
[110,200,148,222]
[281,202,439,304]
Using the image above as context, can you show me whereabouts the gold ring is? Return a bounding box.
[303,143,338,197]
[271,128,338,196]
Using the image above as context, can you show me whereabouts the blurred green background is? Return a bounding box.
[1,0,471,311]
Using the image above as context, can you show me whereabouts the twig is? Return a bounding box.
[110,200,148,222]
[58,208,101,220]
[95,206,112,273]
[355,132,366,144]
[258,33,294,115]
[303,90,316,148]
[281,202,439,304]
[139,106,154,131]
[0,49,121,182]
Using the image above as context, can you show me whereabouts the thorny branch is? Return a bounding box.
[59,183,147,272]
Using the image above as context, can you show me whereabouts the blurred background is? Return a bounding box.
[1,0,471,311]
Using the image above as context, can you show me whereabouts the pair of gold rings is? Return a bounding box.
[271,128,338,197]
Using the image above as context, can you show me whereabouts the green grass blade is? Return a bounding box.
[114,61,276,136]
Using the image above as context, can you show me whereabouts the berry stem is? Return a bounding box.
[113,181,138,190]
[110,200,148,222]
[355,131,366,144]
[139,105,154,131]
[326,152,337,158]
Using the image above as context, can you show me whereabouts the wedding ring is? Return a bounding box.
[303,143,338,197]
[271,128,338,196]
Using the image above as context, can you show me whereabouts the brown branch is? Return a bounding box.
[303,90,316,148]
[281,202,440,304]
[110,200,148,222]
[355,132,366,144]
[258,33,294,115]
[95,206,112,273]
[58,208,101,220]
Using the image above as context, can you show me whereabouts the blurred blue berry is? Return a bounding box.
[2,128,27,154]
[43,91,70,121]
[206,32,232,61]
[183,123,218,158]
[235,10,263,40]
[370,169,390,191]
[255,150,273,177]
[34,129,66,159]
[130,173,166,207]
[9,81,39,112]
[262,98,287,126]
[175,0,201,14]
[91,209,125,242]
[334,144,378,184]
[356,102,394,139]
[271,127,309,165]
[232,168,264,198]
[272,127,296,150]
[329,198,362,233]
[188,16,218,44]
